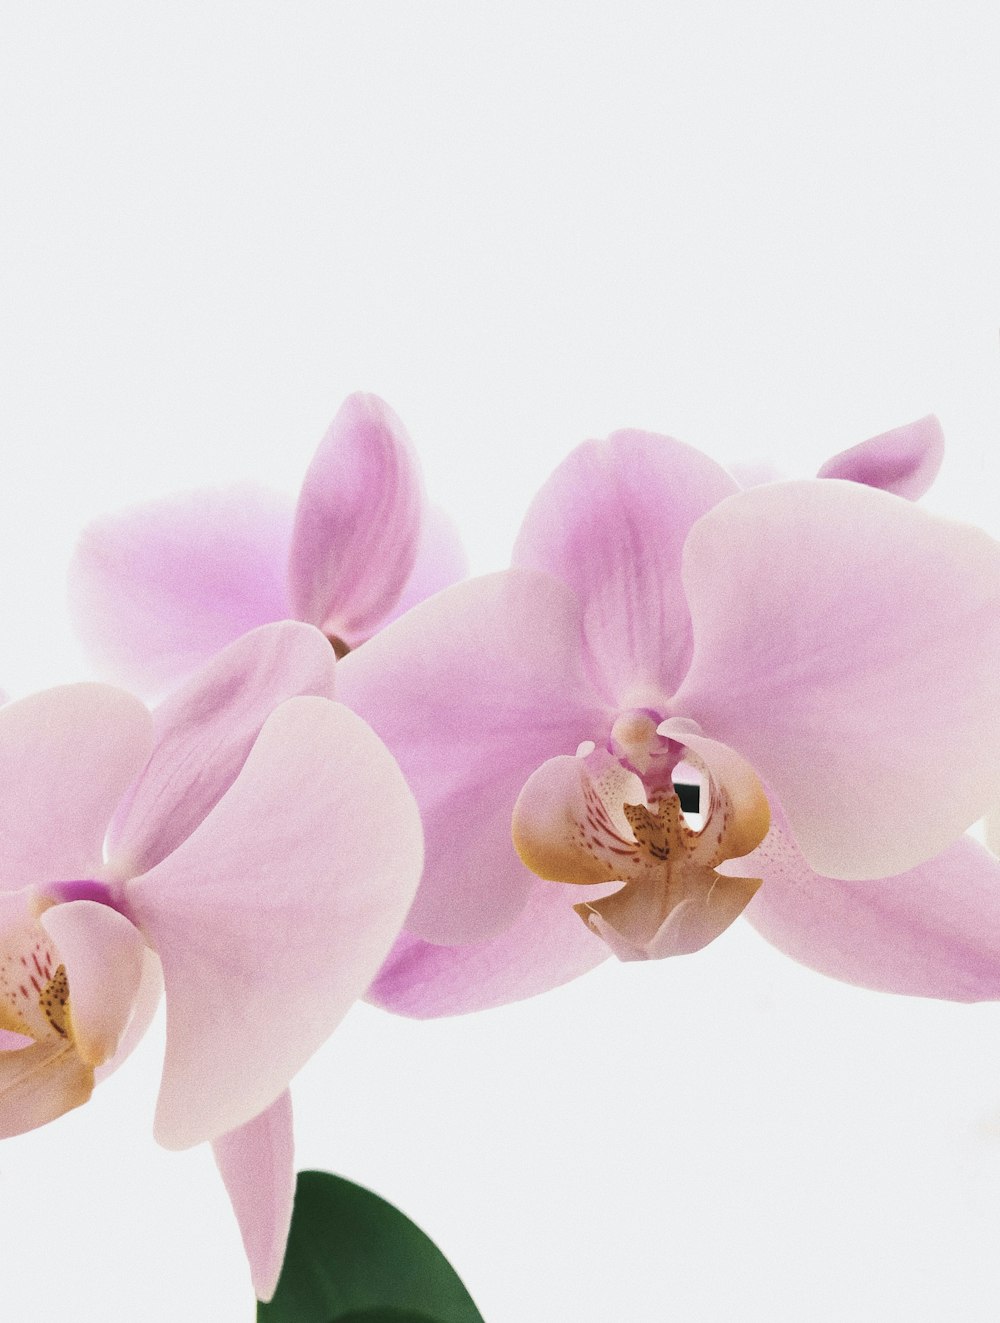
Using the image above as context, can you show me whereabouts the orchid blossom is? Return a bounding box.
[69,392,466,697]
[334,420,1000,1017]
[0,621,423,1300]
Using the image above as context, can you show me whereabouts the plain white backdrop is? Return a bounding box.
[2,4,1000,1320]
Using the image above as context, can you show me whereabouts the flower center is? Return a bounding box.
[512,711,770,961]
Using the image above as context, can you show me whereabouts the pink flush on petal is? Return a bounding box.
[69,393,467,698]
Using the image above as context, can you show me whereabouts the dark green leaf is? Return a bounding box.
[258,1170,486,1323]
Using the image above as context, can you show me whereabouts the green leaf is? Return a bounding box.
[257,1170,486,1323]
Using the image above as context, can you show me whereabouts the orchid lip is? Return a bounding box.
[36,879,126,915]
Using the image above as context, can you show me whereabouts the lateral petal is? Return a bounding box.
[39,901,146,1069]
[213,1090,295,1302]
[816,415,944,500]
[368,879,611,1017]
[513,430,738,705]
[337,570,608,944]
[287,393,424,645]
[69,484,294,697]
[107,621,337,878]
[740,808,1000,1000]
[0,685,152,892]
[125,697,422,1150]
[675,480,1000,879]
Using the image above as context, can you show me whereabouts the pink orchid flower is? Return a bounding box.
[69,393,466,697]
[0,621,423,1300]
[334,420,1000,1017]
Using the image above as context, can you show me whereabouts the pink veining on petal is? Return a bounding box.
[287,393,425,645]
[107,621,337,879]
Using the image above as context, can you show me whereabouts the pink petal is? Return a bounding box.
[674,480,1000,879]
[69,484,295,698]
[213,1090,294,1302]
[0,1038,93,1140]
[39,901,146,1069]
[287,393,424,647]
[124,697,422,1150]
[816,415,944,500]
[382,503,468,625]
[95,948,163,1084]
[0,685,152,892]
[739,807,1000,1000]
[512,430,738,706]
[337,570,608,944]
[368,878,610,1017]
[107,621,337,879]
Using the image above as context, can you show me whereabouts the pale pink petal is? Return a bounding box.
[739,808,1000,1000]
[107,621,337,878]
[816,415,944,500]
[0,685,152,892]
[512,431,738,705]
[287,393,424,646]
[381,503,468,626]
[124,697,422,1149]
[69,484,295,698]
[368,878,611,1017]
[213,1090,294,1302]
[336,570,608,944]
[0,1038,93,1139]
[674,480,1000,879]
[985,805,1000,856]
[95,948,163,1084]
[39,902,146,1068]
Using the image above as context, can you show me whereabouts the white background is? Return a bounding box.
[2,4,1000,1320]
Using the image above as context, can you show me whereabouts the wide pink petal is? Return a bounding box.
[39,901,146,1068]
[107,621,337,879]
[739,808,1000,1000]
[0,685,152,892]
[368,878,610,1017]
[69,484,295,697]
[336,570,608,944]
[381,503,468,625]
[816,415,944,500]
[213,1090,295,1302]
[674,480,1000,879]
[124,697,422,1150]
[512,430,738,706]
[287,393,424,646]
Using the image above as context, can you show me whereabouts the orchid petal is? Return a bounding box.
[0,1038,93,1140]
[69,484,294,697]
[674,480,1000,879]
[985,805,1000,856]
[0,685,152,893]
[381,503,468,626]
[95,948,163,1084]
[512,430,738,705]
[336,569,607,944]
[107,621,336,879]
[213,1090,294,1302]
[816,415,944,500]
[39,902,146,1069]
[125,697,422,1149]
[287,393,424,646]
[739,808,1000,1000]
[367,880,610,1017]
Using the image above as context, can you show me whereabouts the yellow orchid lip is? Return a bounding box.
[512,712,770,961]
